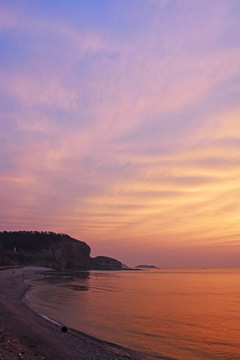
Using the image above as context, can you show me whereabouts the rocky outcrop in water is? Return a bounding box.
[135,264,158,269]
[0,231,122,271]
[90,256,122,270]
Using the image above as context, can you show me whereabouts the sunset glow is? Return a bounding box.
[1,0,240,267]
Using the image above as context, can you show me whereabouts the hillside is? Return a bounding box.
[0,231,122,270]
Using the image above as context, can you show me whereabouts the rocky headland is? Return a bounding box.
[0,231,122,271]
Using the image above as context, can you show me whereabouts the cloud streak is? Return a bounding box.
[0,0,240,266]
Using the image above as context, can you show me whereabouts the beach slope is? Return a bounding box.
[0,267,141,360]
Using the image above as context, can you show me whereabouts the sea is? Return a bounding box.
[27,268,240,360]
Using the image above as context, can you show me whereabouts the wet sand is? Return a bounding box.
[0,267,142,360]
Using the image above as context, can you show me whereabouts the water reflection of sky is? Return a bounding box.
[29,269,240,360]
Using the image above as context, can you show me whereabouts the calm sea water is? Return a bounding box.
[28,269,240,359]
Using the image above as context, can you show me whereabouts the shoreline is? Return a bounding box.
[0,267,143,360]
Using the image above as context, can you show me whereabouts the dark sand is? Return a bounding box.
[0,267,142,360]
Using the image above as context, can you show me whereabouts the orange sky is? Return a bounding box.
[0,0,240,267]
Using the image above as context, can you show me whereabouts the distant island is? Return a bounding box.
[0,231,122,271]
[135,265,158,269]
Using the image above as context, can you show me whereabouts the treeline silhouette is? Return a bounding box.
[0,231,73,252]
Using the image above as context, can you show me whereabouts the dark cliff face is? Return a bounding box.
[0,231,91,270]
[0,242,5,265]
[0,231,122,271]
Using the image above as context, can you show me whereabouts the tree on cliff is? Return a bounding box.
[0,231,75,251]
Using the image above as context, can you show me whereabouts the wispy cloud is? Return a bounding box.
[0,0,240,266]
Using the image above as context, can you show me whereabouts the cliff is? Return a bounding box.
[0,231,122,271]
[0,242,5,265]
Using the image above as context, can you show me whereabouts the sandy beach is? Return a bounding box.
[0,267,141,360]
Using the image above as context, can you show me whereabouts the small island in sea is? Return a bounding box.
[135,264,158,269]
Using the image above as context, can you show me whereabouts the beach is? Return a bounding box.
[0,267,141,360]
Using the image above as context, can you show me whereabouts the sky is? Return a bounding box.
[0,0,240,267]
